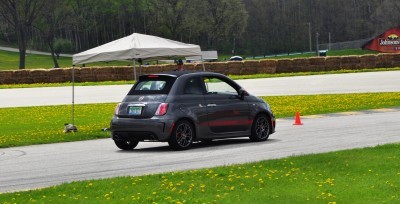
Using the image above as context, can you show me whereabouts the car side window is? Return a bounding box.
[203,77,238,95]
[184,77,203,95]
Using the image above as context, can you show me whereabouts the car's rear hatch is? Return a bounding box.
[116,74,176,119]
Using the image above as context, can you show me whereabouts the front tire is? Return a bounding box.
[114,139,139,150]
[168,120,194,150]
[250,114,271,142]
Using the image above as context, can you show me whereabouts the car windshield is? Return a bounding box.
[128,75,176,95]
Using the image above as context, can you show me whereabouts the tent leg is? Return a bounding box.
[65,65,78,133]
[133,59,137,81]
[201,55,206,71]
[72,66,75,126]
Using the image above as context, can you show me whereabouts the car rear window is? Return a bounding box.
[128,75,176,95]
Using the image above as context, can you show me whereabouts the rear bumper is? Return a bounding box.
[110,116,174,142]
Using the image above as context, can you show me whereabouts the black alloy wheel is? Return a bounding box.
[168,120,194,150]
[114,139,139,150]
[250,114,270,142]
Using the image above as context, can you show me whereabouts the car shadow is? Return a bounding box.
[116,138,280,153]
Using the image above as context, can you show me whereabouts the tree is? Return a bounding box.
[0,0,45,69]
[35,0,73,68]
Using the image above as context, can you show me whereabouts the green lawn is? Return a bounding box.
[0,50,132,71]
[0,143,398,203]
[0,49,380,70]
[242,49,378,60]
[0,92,399,148]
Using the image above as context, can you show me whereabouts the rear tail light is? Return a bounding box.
[155,103,168,116]
[114,103,121,115]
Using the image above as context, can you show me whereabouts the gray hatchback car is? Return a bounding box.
[110,71,276,150]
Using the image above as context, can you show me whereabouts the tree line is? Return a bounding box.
[1,0,399,69]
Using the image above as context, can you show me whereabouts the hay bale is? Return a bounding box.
[340,56,361,69]
[46,68,67,83]
[192,63,206,71]
[359,55,377,68]
[113,67,133,81]
[325,57,342,71]
[276,59,293,73]
[0,71,15,84]
[208,62,227,74]
[62,68,79,82]
[143,65,162,74]
[259,60,277,73]
[13,70,33,84]
[227,61,243,75]
[242,60,261,74]
[291,58,310,72]
[308,57,326,72]
[387,53,400,67]
[79,67,96,82]
[161,64,176,72]
[376,54,393,68]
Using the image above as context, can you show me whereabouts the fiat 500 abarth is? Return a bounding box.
[111,71,276,150]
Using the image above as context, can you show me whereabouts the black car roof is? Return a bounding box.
[143,71,225,78]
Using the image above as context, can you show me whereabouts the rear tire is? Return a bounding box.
[250,114,270,142]
[114,139,139,150]
[168,120,194,150]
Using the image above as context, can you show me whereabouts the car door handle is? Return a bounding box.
[207,104,217,107]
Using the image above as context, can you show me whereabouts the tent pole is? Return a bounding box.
[72,65,75,126]
[133,59,136,81]
[201,55,206,71]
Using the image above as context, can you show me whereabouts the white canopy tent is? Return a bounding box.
[67,33,204,131]
[73,33,204,79]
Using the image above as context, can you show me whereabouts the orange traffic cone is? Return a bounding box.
[293,112,303,125]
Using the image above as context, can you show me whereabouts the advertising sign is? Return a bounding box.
[362,27,400,53]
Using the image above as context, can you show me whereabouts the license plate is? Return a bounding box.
[128,106,142,115]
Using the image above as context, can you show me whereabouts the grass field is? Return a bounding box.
[0,92,399,148]
[0,142,398,203]
[0,49,379,70]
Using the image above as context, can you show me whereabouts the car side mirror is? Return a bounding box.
[239,89,249,99]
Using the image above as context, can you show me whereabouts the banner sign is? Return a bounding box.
[362,27,400,53]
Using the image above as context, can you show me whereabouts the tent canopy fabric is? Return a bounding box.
[72,33,202,65]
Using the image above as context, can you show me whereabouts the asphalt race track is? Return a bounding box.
[1,71,399,108]
[1,109,399,193]
[0,71,399,193]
